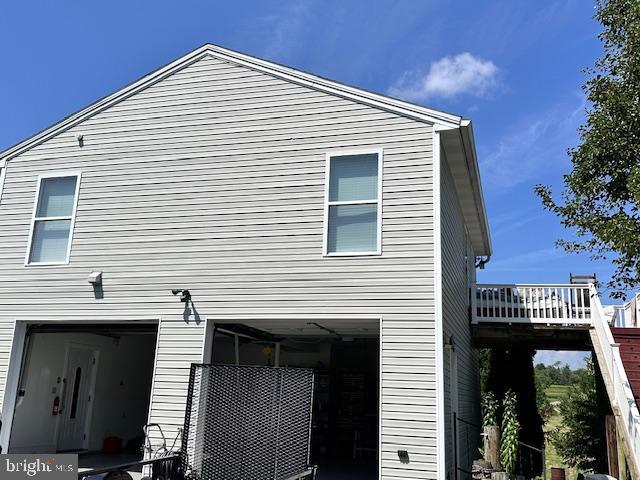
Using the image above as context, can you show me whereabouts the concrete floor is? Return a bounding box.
[315,460,378,480]
[78,451,144,480]
[78,453,377,480]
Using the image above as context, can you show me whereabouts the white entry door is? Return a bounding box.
[57,345,97,451]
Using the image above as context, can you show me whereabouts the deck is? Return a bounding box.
[473,283,640,477]
[471,284,593,349]
[473,284,592,325]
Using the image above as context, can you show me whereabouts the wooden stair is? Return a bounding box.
[611,327,640,404]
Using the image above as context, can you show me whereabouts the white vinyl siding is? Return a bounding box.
[324,149,382,255]
[26,173,81,265]
[0,54,438,478]
[0,161,6,205]
[440,152,480,480]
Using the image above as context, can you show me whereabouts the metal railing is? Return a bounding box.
[453,413,481,477]
[516,440,546,480]
[77,454,180,480]
[473,283,592,324]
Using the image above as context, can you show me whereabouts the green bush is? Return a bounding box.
[549,360,606,472]
[500,389,520,474]
[482,391,499,427]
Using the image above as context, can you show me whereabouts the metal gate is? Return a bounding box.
[181,364,315,480]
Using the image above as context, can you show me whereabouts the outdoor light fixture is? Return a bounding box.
[88,271,102,285]
[475,255,490,270]
[172,289,191,303]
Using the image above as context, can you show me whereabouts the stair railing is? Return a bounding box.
[589,283,640,477]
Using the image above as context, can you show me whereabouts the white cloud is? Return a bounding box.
[388,53,499,101]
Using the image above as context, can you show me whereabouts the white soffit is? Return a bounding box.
[440,123,492,257]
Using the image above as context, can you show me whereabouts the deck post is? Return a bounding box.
[606,414,620,478]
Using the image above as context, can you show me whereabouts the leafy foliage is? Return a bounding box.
[534,373,553,421]
[534,360,592,420]
[482,390,499,427]
[535,0,640,297]
[479,348,491,395]
[500,389,520,474]
[535,361,585,386]
[549,360,607,472]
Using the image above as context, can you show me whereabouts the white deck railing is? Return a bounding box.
[588,284,640,477]
[472,282,640,475]
[473,283,592,324]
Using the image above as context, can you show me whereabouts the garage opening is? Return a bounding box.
[8,323,157,469]
[210,319,380,480]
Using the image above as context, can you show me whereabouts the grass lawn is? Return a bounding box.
[543,385,585,480]
[546,384,570,404]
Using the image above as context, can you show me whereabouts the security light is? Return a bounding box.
[171,289,191,303]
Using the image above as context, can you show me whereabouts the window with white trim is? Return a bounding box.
[324,151,381,255]
[27,173,80,264]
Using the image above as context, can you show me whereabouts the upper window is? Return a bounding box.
[27,174,80,265]
[324,150,382,255]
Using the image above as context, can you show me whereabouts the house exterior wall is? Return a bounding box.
[440,153,480,479]
[0,54,441,477]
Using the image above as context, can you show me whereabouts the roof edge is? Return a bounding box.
[1,43,463,162]
[459,119,492,256]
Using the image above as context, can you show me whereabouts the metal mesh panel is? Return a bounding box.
[182,364,314,480]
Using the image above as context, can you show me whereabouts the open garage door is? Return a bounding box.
[8,322,157,468]
[210,318,380,480]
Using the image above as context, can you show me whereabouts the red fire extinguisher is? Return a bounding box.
[52,396,60,416]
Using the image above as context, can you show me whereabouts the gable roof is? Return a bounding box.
[0,43,491,256]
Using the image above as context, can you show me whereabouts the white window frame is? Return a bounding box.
[25,171,82,266]
[323,148,383,256]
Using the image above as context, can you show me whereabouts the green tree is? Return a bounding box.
[550,360,607,472]
[535,0,640,298]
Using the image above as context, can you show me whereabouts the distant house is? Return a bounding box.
[0,44,635,479]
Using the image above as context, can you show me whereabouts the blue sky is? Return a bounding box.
[1,1,607,368]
